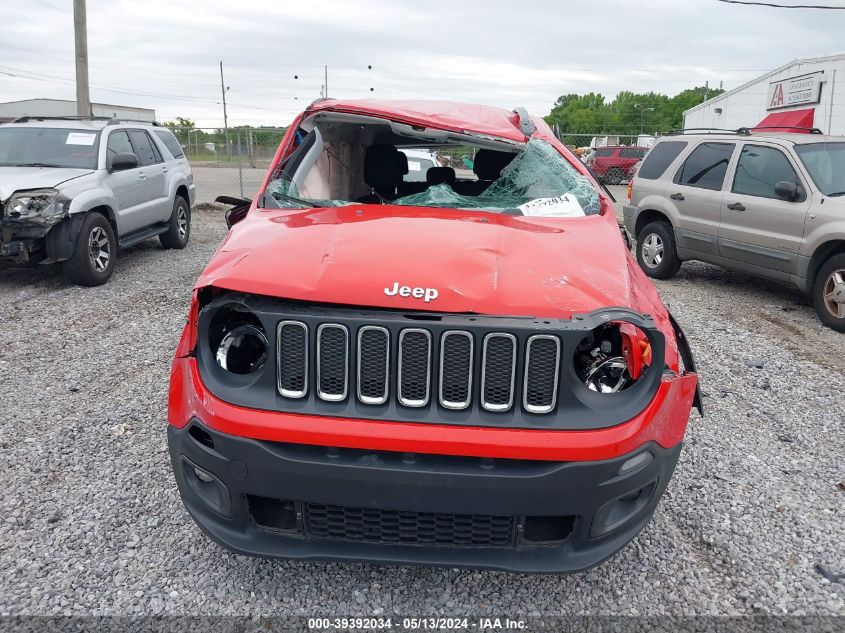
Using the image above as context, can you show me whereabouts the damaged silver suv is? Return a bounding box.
[0,117,195,285]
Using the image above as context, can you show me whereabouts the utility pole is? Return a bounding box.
[73,0,91,117]
[219,61,230,160]
[324,65,328,98]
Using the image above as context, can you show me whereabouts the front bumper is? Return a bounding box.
[169,419,682,573]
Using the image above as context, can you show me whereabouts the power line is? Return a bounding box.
[716,0,845,8]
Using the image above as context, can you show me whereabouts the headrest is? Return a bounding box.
[473,149,516,181]
[364,145,407,189]
[426,166,456,186]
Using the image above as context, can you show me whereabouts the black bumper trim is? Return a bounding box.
[168,420,682,573]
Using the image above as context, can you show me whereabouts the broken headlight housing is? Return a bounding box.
[208,304,269,375]
[574,322,652,393]
[4,188,65,223]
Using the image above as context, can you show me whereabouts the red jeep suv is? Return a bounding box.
[167,99,700,573]
[587,146,647,185]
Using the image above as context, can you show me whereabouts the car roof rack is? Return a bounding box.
[12,115,114,123]
[736,125,823,135]
[665,126,824,137]
[11,115,161,126]
[105,118,161,127]
[664,127,748,136]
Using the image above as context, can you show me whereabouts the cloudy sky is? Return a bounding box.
[2,0,844,127]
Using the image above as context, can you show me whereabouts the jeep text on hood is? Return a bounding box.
[168,99,701,573]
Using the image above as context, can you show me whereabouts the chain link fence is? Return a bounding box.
[165,126,287,206]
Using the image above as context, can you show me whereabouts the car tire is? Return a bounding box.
[605,168,624,185]
[62,212,116,286]
[159,196,191,249]
[812,252,845,332]
[636,221,681,280]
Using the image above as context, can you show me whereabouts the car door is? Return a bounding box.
[717,142,811,274]
[667,141,736,257]
[127,129,171,224]
[103,129,148,234]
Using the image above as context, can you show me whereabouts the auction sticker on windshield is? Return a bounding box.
[519,193,585,217]
[66,132,97,145]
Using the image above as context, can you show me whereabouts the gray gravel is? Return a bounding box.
[0,209,843,617]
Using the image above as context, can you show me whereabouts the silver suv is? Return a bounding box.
[624,129,845,332]
[0,117,195,285]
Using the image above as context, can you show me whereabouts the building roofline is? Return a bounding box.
[0,98,155,112]
[683,52,845,117]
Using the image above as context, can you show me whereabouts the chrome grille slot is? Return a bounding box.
[523,335,561,413]
[439,331,473,410]
[481,333,517,412]
[357,326,389,404]
[277,321,308,398]
[316,324,348,401]
[398,329,431,407]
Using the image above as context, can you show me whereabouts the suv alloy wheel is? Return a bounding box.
[636,221,681,280]
[814,253,845,332]
[62,212,117,286]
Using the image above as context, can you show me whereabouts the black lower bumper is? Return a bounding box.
[168,420,681,573]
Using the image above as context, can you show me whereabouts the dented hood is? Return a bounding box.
[198,205,661,319]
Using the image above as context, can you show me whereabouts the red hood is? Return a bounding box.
[197,204,664,320]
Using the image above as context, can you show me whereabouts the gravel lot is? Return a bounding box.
[0,208,843,618]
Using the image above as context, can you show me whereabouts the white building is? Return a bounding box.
[684,53,845,135]
[0,99,156,123]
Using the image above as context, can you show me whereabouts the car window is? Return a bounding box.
[675,142,735,190]
[794,142,845,196]
[637,141,687,180]
[106,130,134,161]
[404,158,436,182]
[128,130,161,166]
[154,129,184,159]
[619,148,645,159]
[0,127,101,169]
[593,148,616,158]
[732,145,801,199]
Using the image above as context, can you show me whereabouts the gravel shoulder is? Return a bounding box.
[0,210,842,617]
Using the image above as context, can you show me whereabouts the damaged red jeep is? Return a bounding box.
[168,99,701,573]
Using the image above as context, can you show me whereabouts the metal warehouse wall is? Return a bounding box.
[0,99,156,122]
[683,55,845,135]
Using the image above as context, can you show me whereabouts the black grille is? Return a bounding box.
[439,332,473,409]
[482,334,516,411]
[358,327,389,403]
[277,322,307,397]
[524,336,560,412]
[305,503,515,547]
[399,329,431,406]
[317,325,348,401]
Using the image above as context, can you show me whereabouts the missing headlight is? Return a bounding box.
[574,322,650,393]
[208,304,268,374]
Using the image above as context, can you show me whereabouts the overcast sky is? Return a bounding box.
[2,0,844,127]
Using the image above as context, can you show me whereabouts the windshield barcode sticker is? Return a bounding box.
[66,132,97,146]
[519,194,585,217]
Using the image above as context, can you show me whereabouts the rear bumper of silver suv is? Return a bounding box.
[622,203,640,237]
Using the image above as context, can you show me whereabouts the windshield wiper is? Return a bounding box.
[826,191,845,197]
[10,162,66,168]
[271,191,320,208]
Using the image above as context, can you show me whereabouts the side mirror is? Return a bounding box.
[109,152,139,172]
[216,195,252,229]
[774,180,800,201]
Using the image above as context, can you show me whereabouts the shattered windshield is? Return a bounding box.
[262,138,601,217]
[394,140,600,216]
